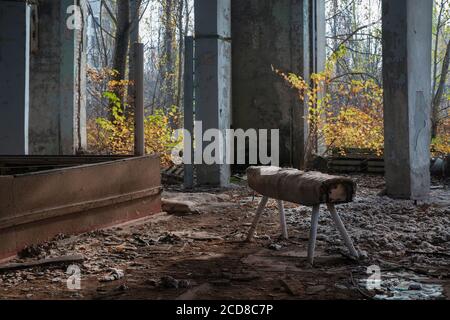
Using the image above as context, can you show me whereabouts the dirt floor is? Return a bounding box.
[0,174,449,300]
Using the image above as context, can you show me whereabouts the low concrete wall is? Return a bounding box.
[0,155,161,260]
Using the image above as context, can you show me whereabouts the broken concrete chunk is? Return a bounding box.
[100,268,124,282]
[268,243,282,251]
[162,192,235,215]
[162,199,199,215]
[160,276,179,289]
[408,283,423,291]
[158,232,182,244]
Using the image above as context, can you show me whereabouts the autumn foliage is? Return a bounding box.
[86,68,180,166]
[276,61,384,161]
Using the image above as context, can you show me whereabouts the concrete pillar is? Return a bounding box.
[29,0,87,155]
[310,0,327,155]
[231,0,310,168]
[310,0,326,76]
[194,0,231,187]
[184,36,194,189]
[0,1,30,155]
[382,0,432,200]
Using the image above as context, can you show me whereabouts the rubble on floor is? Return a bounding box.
[0,175,448,300]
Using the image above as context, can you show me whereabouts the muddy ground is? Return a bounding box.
[0,174,449,300]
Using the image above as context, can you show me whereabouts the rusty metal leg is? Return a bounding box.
[277,200,288,239]
[327,204,359,258]
[246,196,269,242]
[307,205,321,265]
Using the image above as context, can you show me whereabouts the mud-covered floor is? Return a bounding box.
[0,175,449,300]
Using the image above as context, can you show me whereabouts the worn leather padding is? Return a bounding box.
[247,166,356,206]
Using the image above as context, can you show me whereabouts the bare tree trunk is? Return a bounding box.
[432,0,445,96]
[112,0,130,79]
[175,0,184,110]
[111,0,130,118]
[162,0,175,111]
[432,40,450,139]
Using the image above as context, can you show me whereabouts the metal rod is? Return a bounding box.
[133,42,145,156]
[307,205,321,265]
[327,203,359,258]
[246,196,269,242]
[277,200,288,239]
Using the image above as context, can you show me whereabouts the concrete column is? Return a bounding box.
[382,0,432,200]
[0,1,30,155]
[184,36,194,189]
[194,0,231,187]
[310,0,327,155]
[133,43,145,157]
[310,0,326,76]
[231,0,310,168]
[29,0,87,155]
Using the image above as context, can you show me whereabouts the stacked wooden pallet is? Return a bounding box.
[328,149,384,174]
[161,164,184,184]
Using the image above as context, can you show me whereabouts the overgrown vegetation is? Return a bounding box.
[273,0,449,161]
[84,0,448,164]
[276,50,384,163]
[87,68,180,166]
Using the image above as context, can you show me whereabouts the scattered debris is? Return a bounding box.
[408,283,423,291]
[231,273,260,282]
[0,174,448,300]
[145,279,158,287]
[178,279,191,289]
[18,244,45,259]
[158,232,182,244]
[279,279,298,296]
[100,268,125,282]
[306,285,327,295]
[116,284,129,291]
[160,276,180,289]
[210,279,231,287]
[268,243,282,251]
[173,231,223,241]
[354,270,445,300]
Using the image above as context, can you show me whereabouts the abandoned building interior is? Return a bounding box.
[0,0,449,301]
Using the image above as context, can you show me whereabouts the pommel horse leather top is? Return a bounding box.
[246,166,360,265]
[247,166,356,206]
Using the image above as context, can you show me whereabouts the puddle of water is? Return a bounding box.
[359,271,445,300]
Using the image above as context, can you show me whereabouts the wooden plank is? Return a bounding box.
[0,254,85,272]
[329,159,364,166]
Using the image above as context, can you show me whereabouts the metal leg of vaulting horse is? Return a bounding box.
[307,205,321,265]
[277,200,288,239]
[327,203,359,258]
[246,196,269,242]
